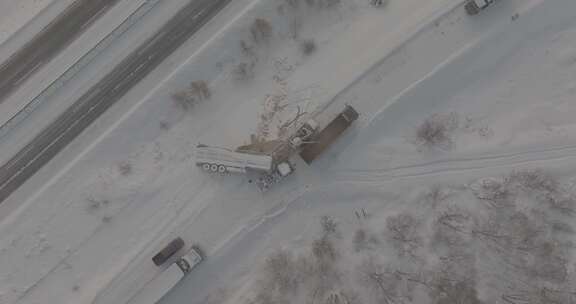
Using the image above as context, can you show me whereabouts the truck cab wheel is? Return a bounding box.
[218,165,227,173]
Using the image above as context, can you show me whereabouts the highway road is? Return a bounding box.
[0,0,122,103]
[0,0,233,202]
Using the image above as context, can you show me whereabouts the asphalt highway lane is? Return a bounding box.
[0,0,233,202]
[0,0,122,102]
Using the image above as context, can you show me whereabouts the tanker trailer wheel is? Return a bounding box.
[218,165,227,173]
[210,164,219,172]
[202,163,211,171]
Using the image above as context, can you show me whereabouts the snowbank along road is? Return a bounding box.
[0,0,233,203]
[0,0,122,103]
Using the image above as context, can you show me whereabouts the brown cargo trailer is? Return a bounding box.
[299,105,359,164]
[152,237,184,266]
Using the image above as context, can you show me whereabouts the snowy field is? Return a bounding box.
[2,0,576,303]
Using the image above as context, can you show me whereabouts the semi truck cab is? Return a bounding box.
[128,247,204,304]
[465,0,496,15]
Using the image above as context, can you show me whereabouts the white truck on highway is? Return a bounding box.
[465,0,497,15]
[196,144,273,173]
[128,247,203,304]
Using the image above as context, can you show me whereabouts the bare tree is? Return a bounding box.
[502,286,576,304]
[422,185,450,209]
[357,257,403,304]
[503,169,576,214]
[470,177,515,208]
[508,169,559,194]
[385,213,422,258]
[262,250,301,295]
[429,277,483,304]
[353,228,379,252]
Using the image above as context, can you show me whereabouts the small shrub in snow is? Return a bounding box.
[171,91,194,110]
[320,215,338,236]
[370,0,388,8]
[305,0,341,9]
[171,80,211,111]
[312,236,338,261]
[239,40,256,59]
[159,121,171,130]
[118,161,132,176]
[283,0,301,9]
[86,197,107,212]
[422,185,450,208]
[234,61,256,81]
[353,228,379,252]
[415,112,459,150]
[250,18,273,45]
[300,39,317,56]
[190,80,211,101]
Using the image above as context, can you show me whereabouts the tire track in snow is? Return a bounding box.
[335,143,576,182]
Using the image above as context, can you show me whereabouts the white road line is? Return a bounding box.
[192,8,207,19]
[137,30,166,55]
[80,8,103,30]
[134,62,146,73]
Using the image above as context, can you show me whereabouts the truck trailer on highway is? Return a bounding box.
[299,105,359,164]
[152,237,185,266]
[128,247,203,304]
[196,144,273,173]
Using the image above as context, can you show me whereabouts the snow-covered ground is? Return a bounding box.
[3,0,576,303]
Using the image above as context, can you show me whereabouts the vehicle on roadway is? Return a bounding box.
[196,144,273,173]
[128,246,204,304]
[152,237,185,266]
[299,105,359,164]
[465,0,497,15]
